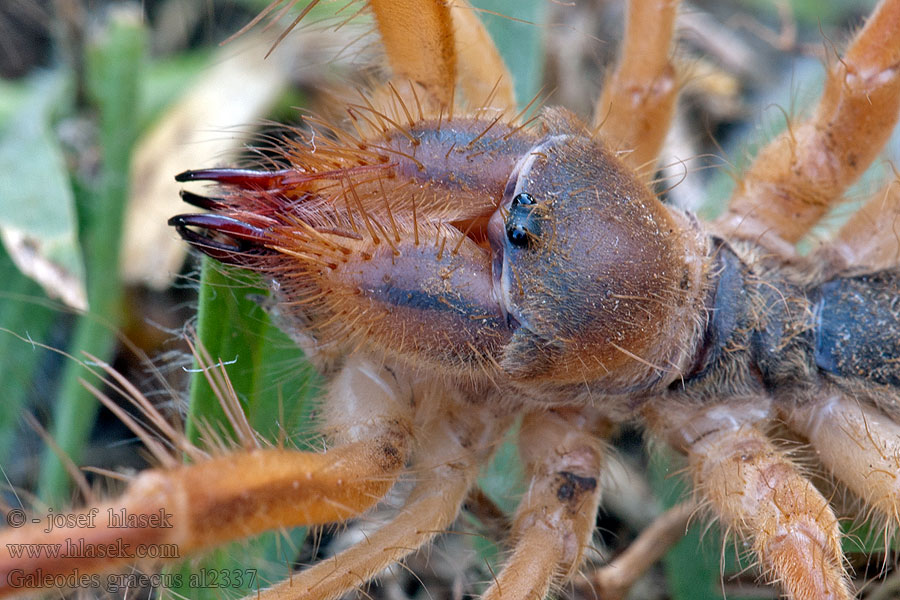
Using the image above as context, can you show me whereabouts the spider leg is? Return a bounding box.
[481,408,605,600]
[782,389,900,536]
[449,0,516,111]
[649,400,854,600]
[369,0,456,108]
[585,501,695,600]
[369,0,515,113]
[592,0,680,175]
[247,397,507,600]
[716,0,900,257]
[0,357,412,598]
[815,178,900,276]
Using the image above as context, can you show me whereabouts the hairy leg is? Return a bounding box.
[449,0,516,111]
[593,0,680,175]
[0,356,412,598]
[251,398,509,600]
[649,400,853,600]
[716,0,900,257]
[368,0,515,116]
[481,408,605,600]
[584,501,695,600]
[782,389,900,532]
[816,178,900,276]
[369,0,456,107]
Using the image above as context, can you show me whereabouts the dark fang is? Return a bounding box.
[168,214,271,262]
[168,213,268,242]
[175,168,293,189]
[179,190,228,211]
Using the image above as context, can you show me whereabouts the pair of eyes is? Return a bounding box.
[505,192,541,248]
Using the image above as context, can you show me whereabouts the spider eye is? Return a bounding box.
[506,224,531,247]
[511,192,535,208]
[505,193,540,248]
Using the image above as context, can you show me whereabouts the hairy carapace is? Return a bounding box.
[172,108,708,399]
[172,106,900,409]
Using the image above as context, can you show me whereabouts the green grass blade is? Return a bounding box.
[164,257,316,598]
[0,248,57,464]
[37,12,146,507]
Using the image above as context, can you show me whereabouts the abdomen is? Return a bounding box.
[812,269,900,386]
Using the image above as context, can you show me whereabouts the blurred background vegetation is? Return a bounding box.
[0,0,894,598]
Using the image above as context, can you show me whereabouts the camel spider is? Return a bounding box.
[3,1,900,599]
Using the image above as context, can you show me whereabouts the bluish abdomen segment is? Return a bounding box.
[813,269,900,386]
